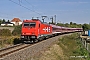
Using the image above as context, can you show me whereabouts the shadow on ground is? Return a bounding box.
[13,38,21,45]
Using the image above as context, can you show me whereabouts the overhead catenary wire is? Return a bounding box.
[18,0,36,13]
[23,0,45,19]
[18,0,22,5]
[9,0,42,16]
[24,0,35,8]
[0,11,27,21]
[19,0,46,18]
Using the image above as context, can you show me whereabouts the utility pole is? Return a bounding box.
[50,17,54,24]
[54,15,56,25]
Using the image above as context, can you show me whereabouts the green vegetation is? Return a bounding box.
[32,33,90,60]
[0,29,12,36]
[49,21,82,28]
[82,23,90,31]
[0,36,20,48]
[57,22,82,28]
[0,25,22,48]
[0,25,22,36]
[12,25,22,36]
[57,33,89,60]
[0,19,6,25]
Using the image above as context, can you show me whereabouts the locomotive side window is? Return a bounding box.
[39,24,40,28]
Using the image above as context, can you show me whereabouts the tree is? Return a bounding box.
[57,23,66,26]
[73,23,76,25]
[2,19,5,23]
[7,20,10,22]
[82,24,90,31]
[65,23,69,27]
[70,22,73,25]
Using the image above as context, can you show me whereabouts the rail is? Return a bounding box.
[0,44,31,58]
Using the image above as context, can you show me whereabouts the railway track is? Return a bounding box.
[0,43,31,58]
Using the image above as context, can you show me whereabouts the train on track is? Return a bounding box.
[20,19,83,43]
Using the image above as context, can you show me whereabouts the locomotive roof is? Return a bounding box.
[23,19,41,22]
[23,19,50,25]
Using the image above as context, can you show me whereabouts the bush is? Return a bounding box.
[0,29,12,36]
[12,25,22,36]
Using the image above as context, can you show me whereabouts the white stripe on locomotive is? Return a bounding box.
[43,27,50,32]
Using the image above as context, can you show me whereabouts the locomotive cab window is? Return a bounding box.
[30,22,36,27]
[24,23,29,26]
[24,22,36,27]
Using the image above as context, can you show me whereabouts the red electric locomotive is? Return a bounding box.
[21,19,52,42]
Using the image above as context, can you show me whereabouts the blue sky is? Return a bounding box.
[0,0,90,24]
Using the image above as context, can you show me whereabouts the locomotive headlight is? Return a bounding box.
[22,33,26,34]
[21,36,24,38]
[22,33,24,34]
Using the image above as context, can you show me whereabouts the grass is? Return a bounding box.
[57,33,89,60]
[0,36,20,48]
[29,33,90,60]
[23,33,90,60]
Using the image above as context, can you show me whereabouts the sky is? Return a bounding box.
[0,0,90,24]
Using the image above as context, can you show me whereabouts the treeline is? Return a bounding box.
[82,24,90,31]
[56,22,82,28]
[0,19,9,25]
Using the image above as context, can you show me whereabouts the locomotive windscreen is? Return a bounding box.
[24,22,36,27]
